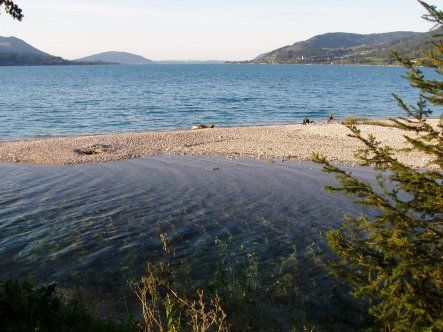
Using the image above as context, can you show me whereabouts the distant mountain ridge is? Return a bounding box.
[0,36,104,66]
[286,31,421,50]
[235,30,436,65]
[0,37,154,66]
[77,51,154,65]
[0,36,50,56]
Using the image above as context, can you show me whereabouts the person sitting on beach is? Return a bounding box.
[327,113,334,124]
[302,118,312,125]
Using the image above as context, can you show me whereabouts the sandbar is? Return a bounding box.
[0,120,439,167]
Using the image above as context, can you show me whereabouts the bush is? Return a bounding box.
[0,279,138,332]
[313,1,443,330]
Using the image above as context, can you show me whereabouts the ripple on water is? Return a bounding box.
[0,64,423,140]
[0,156,377,319]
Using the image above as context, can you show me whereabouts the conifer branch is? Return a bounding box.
[313,2,443,329]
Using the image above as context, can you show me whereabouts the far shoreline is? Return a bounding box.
[0,119,439,168]
[225,62,404,67]
[1,62,408,68]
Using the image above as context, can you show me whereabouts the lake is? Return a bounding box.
[0,156,377,328]
[0,64,416,141]
[0,64,414,329]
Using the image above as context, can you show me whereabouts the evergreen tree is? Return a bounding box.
[313,1,442,330]
[0,0,22,20]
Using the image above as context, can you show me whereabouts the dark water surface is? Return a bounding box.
[0,156,375,322]
[0,64,419,140]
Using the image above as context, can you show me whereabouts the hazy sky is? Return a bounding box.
[0,0,434,60]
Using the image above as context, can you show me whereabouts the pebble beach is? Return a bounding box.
[0,120,439,167]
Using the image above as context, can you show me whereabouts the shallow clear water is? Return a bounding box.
[0,64,419,140]
[0,156,375,320]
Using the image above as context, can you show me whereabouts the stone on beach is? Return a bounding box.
[191,124,215,130]
[74,144,114,155]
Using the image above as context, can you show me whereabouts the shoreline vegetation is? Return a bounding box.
[0,118,439,167]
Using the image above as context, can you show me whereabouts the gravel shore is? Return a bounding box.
[0,120,439,167]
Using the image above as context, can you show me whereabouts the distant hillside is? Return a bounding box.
[0,36,101,66]
[0,53,81,66]
[0,36,50,56]
[233,30,436,65]
[77,51,154,65]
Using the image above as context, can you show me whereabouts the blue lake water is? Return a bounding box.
[0,156,376,326]
[0,64,419,141]
[0,63,425,328]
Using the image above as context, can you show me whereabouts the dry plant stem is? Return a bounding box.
[170,289,228,332]
[134,274,165,332]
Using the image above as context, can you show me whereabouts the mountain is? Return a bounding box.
[0,53,79,66]
[0,36,102,66]
[77,51,154,65]
[235,30,436,65]
[0,36,50,56]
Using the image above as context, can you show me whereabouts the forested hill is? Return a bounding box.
[0,36,106,66]
[233,30,437,65]
[0,36,51,56]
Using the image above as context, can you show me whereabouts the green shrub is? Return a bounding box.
[313,1,442,330]
[0,279,138,332]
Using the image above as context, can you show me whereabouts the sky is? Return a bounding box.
[0,0,435,61]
